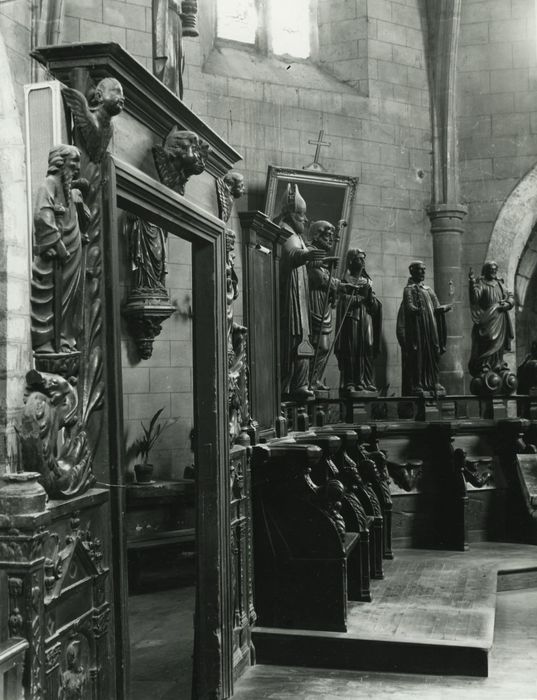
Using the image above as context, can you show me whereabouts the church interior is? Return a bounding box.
[1,1,537,699]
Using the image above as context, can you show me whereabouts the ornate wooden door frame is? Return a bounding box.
[102,155,231,699]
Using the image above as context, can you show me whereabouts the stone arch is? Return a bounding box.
[486,162,537,364]
[486,163,537,301]
[0,28,31,470]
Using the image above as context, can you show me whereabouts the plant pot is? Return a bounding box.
[134,463,154,484]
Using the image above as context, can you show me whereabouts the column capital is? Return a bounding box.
[427,204,468,234]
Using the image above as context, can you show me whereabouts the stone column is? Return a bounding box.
[424,0,466,394]
[428,204,467,394]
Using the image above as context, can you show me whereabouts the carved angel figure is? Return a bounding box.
[61,77,125,163]
[216,170,246,222]
[153,126,210,195]
[19,370,94,499]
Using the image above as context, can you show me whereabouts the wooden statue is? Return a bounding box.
[468,261,517,396]
[31,144,90,365]
[122,215,175,359]
[153,126,210,195]
[61,78,125,163]
[307,220,340,391]
[396,260,451,396]
[335,249,382,396]
[277,184,324,401]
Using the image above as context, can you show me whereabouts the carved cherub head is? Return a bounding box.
[223,170,246,199]
[310,220,335,252]
[94,77,125,116]
[165,127,209,175]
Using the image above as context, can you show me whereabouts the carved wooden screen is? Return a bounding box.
[102,156,232,699]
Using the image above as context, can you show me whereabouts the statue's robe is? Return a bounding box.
[129,218,167,291]
[335,273,382,391]
[396,279,447,395]
[279,223,313,395]
[469,277,514,375]
[307,257,340,384]
[31,175,89,352]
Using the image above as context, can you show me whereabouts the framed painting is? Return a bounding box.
[264,165,358,274]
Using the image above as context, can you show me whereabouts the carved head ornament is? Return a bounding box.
[310,220,335,252]
[223,170,246,199]
[93,77,125,116]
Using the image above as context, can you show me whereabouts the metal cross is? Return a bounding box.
[309,130,331,163]
[304,130,331,171]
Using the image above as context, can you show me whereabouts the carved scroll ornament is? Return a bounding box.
[153,126,209,195]
[19,370,95,499]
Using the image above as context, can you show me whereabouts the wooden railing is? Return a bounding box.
[0,638,28,700]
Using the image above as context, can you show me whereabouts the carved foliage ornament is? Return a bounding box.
[153,126,209,195]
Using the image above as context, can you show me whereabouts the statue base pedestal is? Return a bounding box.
[0,472,47,516]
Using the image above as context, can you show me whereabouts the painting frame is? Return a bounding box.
[264,165,358,275]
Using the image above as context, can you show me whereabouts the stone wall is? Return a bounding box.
[184,0,432,394]
[458,0,537,372]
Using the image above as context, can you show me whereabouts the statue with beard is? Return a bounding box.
[277,184,325,401]
[307,220,341,390]
[31,145,90,357]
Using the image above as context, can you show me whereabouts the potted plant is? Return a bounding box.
[132,408,175,484]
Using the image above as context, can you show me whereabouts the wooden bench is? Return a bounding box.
[251,441,363,632]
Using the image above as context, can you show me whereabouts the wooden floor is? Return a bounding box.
[235,587,537,699]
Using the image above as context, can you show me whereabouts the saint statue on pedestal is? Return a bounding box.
[396,260,451,396]
[335,249,382,395]
[31,145,90,358]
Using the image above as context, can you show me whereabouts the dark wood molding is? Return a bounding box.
[240,211,283,437]
[31,42,242,177]
[103,153,232,699]
[111,155,225,242]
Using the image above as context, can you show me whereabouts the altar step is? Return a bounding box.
[252,543,537,678]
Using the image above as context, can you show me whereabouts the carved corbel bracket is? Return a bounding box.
[387,459,423,492]
[123,289,176,360]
